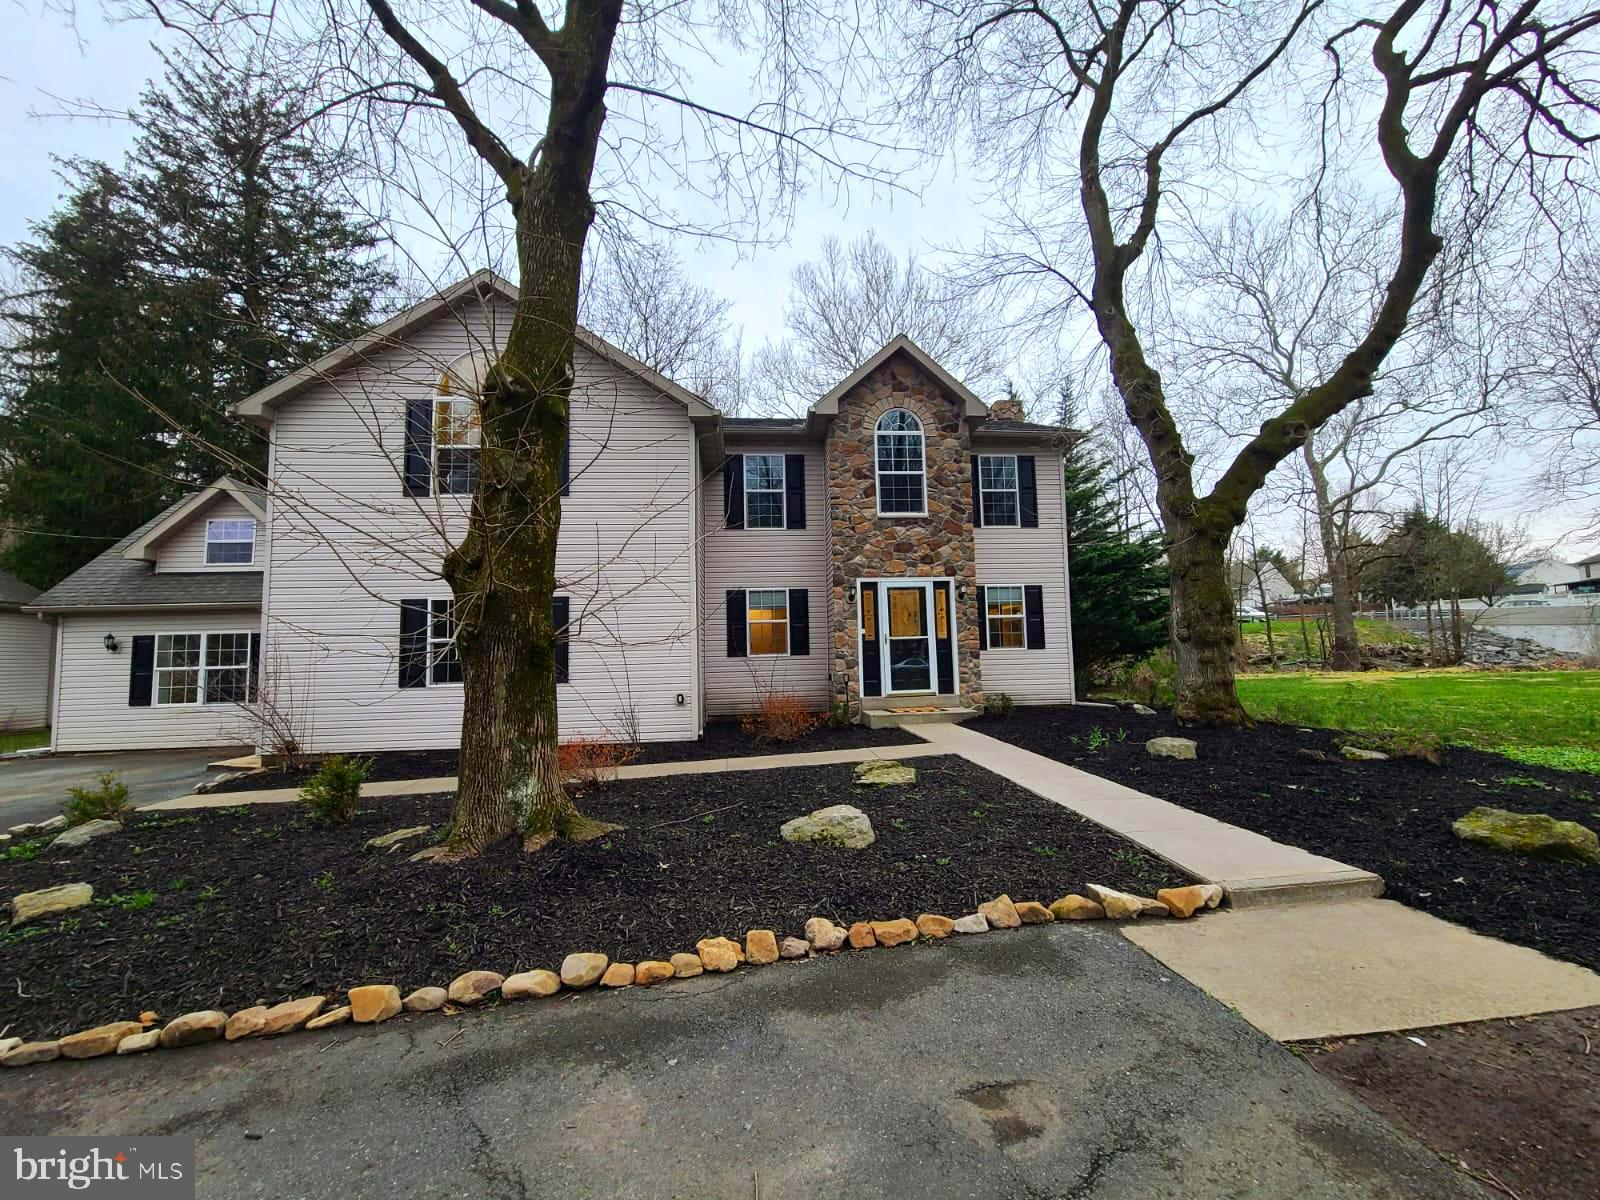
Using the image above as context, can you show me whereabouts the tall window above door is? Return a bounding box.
[977,456,1019,526]
[744,455,786,528]
[433,395,481,495]
[875,409,926,515]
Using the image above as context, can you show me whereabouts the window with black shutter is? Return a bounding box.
[553,596,570,683]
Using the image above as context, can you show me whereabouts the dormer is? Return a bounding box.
[120,476,267,573]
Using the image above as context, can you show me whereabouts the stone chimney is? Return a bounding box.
[988,397,1027,422]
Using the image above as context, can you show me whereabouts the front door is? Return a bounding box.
[882,582,935,694]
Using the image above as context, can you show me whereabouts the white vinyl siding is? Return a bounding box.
[52,610,258,752]
[154,496,260,572]
[0,609,53,729]
[975,447,1076,705]
[261,295,699,751]
[701,440,829,716]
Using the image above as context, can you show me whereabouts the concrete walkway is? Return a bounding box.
[142,742,952,811]
[911,721,1381,905]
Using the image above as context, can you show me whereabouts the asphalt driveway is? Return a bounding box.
[0,747,245,827]
[2,926,1481,1199]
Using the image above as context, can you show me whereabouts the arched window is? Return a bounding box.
[433,351,489,495]
[874,409,926,515]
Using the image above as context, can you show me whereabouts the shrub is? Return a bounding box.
[740,690,825,745]
[826,699,854,728]
[984,692,1016,717]
[1103,651,1177,709]
[559,738,640,788]
[63,772,131,826]
[299,755,372,824]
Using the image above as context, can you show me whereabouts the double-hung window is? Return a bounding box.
[978,456,1019,526]
[154,632,253,705]
[428,599,464,685]
[434,395,481,495]
[984,586,1026,648]
[875,409,926,515]
[205,519,256,564]
[747,590,790,655]
[744,455,786,529]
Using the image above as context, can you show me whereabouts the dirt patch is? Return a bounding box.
[208,720,922,794]
[968,705,1600,972]
[0,756,1187,1038]
[1308,1007,1600,1200]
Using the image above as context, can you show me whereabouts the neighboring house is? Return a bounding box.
[1506,556,1581,595]
[24,479,265,752]
[1227,560,1297,609]
[1571,552,1600,596]
[0,569,53,731]
[27,270,1075,753]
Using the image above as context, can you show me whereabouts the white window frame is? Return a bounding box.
[746,588,791,657]
[984,585,1027,651]
[874,409,928,517]
[743,454,787,530]
[433,394,482,496]
[204,518,256,565]
[428,598,464,686]
[154,631,254,706]
[978,455,1020,527]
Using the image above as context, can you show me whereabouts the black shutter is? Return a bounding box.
[399,599,429,688]
[1024,585,1047,649]
[249,633,261,702]
[971,455,984,527]
[860,582,882,697]
[933,581,955,695]
[560,423,571,496]
[976,586,988,651]
[128,635,155,707]
[1018,455,1039,528]
[553,596,570,684]
[789,589,810,656]
[726,589,747,657]
[784,454,806,529]
[722,455,745,529]
[403,396,432,497]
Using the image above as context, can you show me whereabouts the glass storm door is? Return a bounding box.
[883,583,935,694]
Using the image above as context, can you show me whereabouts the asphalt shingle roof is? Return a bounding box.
[0,569,40,608]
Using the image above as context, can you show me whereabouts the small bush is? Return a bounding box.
[298,755,372,824]
[740,691,825,745]
[63,772,131,826]
[1103,652,1177,709]
[826,699,854,728]
[984,692,1016,717]
[559,738,640,789]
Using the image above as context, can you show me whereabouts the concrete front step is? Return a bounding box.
[862,707,981,729]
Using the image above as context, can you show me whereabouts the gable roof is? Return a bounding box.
[234,269,717,423]
[121,476,266,563]
[810,334,989,419]
[0,569,40,609]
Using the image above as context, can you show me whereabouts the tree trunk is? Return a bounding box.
[1164,519,1251,724]
[1302,441,1361,671]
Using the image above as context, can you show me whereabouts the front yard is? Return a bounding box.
[0,727,49,755]
[0,756,1187,1038]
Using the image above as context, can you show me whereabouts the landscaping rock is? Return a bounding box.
[1015,901,1055,925]
[601,962,636,988]
[871,918,918,947]
[1157,884,1225,919]
[1087,883,1169,919]
[1453,807,1600,866]
[365,825,431,852]
[502,970,561,1000]
[1146,737,1197,760]
[60,1020,144,1059]
[10,882,92,927]
[403,987,448,1013]
[1,1040,60,1067]
[670,953,703,978]
[305,1006,351,1031]
[978,894,1022,929]
[953,913,990,934]
[561,952,610,989]
[1341,745,1390,762]
[447,970,504,1005]
[159,1011,227,1048]
[916,914,956,939]
[257,996,327,1036]
[347,985,400,1024]
[847,921,877,949]
[1050,895,1105,921]
[0,1037,19,1057]
[745,930,779,965]
[804,916,847,951]
[117,1030,160,1055]
[7,815,66,838]
[52,819,123,849]
[225,1006,270,1040]
[695,937,742,972]
[781,804,876,849]
[1131,704,1157,716]
[635,961,675,985]
[853,760,916,787]
[192,770,252,794]
[780,937,810,960]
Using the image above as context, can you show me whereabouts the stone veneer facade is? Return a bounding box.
[826,354,982,712]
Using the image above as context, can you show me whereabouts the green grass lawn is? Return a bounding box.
[0,728,49,754]
[1237,616,1416,657]
[1237,669,1600,772]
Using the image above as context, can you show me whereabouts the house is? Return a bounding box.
[29,271,1075,753]
[1227,560,1297,609]
[1505,556,1580,595]
[1572,552,1600,596]
[0,569,53,732]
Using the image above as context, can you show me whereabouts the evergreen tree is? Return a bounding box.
[0,60,392,587]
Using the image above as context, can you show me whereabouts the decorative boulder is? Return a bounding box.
[601,962,636,988]
[952,913,989,934]
[1086,883,1169,919]
[853,760,916,787]
[1146,737,1197,761]
[804,917,847,951]
[10,882,93,927]
[403,987,448,1013]
[915,914,956,939]
[779,937,810,960]
[745,930,780,965]
[978,894,1022,929]
[502,970,562,1000]
[561,953,610,989]
[670,953,703,978]
[635,961,675,985]
[60,1021,144,1059]
[348,985,403,1024]
[447,970,504,1005]
[1341,746,1389,762]
[1453,807,1600,865]
[1130,704,1157,716]
[1014,901,1055,925]
[52,819,123,849]
[365,825,431,852]
[695,938,741,972]
[1156,884,1225,919]
[258,996,327,1035]
[158,1011,227,1048]
[781,805,875,849]
[869,918,918,947]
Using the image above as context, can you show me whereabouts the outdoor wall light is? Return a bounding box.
[103,633,120,653]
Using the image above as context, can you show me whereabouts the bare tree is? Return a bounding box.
[1521,246,1600,535]
[899,0,1600,723]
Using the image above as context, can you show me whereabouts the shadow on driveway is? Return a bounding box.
[0,747,247,827]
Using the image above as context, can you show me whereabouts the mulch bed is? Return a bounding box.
[206,720,922,794]
[1308,1008,1600,1200]
[968,705,1600,973]
[0,756,1187,1038]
